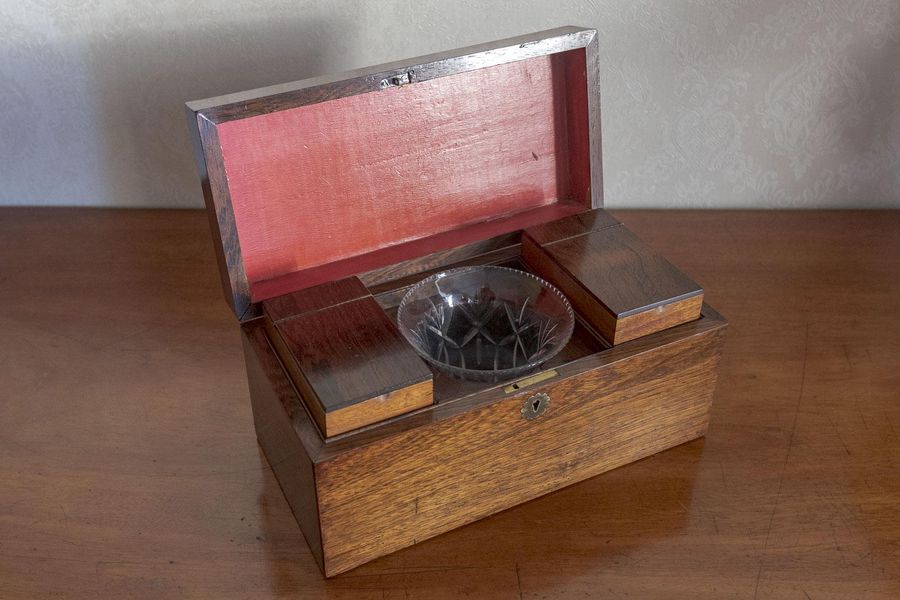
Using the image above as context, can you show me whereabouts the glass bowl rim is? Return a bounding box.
[396,265,575,380]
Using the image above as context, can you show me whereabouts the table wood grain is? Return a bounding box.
[1,209,898,599]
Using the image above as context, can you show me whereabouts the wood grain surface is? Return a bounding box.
[313,321,723,575]
[263,292,433,438]
[2,209,899,598]
[522,206,620,245]
[524,222,703,344]
[262,277,370,323]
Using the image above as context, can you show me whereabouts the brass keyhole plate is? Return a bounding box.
[521,392,550,420]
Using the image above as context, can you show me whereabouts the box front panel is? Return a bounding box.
[314,328,724,576]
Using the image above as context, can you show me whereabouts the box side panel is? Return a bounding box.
[188,112,252,318]
[315,328,724,576]
[241,325,325,572]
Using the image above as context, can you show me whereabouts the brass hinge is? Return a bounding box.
[380,71,415,89]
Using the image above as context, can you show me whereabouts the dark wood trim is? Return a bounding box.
[188,27,596,123]
[584,30,603,208]
[522,208,620,246]
[187,110,253,318]
[248,202,586,306]
[357,231,522,291]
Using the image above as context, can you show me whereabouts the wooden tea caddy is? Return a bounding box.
[187,26,727,577]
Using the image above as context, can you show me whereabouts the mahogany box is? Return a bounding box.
[187,26,727,577]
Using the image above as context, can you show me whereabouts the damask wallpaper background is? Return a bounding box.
[1,0,898,208]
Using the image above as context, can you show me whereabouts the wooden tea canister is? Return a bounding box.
[262,277,433,437]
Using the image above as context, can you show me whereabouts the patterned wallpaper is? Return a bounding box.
[1,0,898,208]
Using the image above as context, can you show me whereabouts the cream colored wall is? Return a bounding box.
[1,0,898,208]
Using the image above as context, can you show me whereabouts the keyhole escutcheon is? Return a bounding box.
[521,392,550,420]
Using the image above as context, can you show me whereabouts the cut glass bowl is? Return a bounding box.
[397,266,575,382]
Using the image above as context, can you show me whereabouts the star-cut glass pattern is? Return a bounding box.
[411,287,562,373]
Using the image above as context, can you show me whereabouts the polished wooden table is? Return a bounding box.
[2,209,898,599]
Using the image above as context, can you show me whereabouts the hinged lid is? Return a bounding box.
[187,26,602,319]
